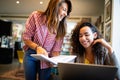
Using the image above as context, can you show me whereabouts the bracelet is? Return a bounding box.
[35,45,39,51]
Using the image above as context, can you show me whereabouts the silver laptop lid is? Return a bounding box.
[58,62,118,80]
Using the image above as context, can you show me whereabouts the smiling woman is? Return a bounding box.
[70,21,119,79]
[22,0,72,80]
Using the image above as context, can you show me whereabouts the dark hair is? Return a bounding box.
[70,22,106,58]
[44,0,72,39]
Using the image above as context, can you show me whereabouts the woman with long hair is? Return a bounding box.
[22,0,72,80]
[70,22,118,79]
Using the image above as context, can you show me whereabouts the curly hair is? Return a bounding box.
[70,22,106,58]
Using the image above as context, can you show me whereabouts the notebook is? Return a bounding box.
[58,63,118,80]
[31,54,76,65]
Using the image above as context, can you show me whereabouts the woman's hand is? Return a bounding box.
[92,38,113,54]
[36,46,48,57]
[52,51,60,57]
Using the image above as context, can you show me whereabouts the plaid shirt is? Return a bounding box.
[22,11,63,69]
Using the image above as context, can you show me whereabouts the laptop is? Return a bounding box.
[58,62,118,80]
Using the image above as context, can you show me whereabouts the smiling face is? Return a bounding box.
[79,26,97,48]
[58,2,68,21]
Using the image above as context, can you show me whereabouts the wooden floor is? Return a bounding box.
[0,59,20,80]
[0,59,24,80]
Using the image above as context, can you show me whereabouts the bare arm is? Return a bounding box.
[52,51,60,57]
[92,39,113,55]
[23,39,48,56]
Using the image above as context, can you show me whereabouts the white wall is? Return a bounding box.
[66,16,98,34]
[112,0,120,78]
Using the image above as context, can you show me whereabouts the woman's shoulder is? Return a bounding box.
[30,11,46,24]
[31,10,44,16]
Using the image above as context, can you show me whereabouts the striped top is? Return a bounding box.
[22,11,63,69]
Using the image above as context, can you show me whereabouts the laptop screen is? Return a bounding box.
[58,62,118,80]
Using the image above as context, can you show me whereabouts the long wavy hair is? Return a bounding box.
[70,22,106,58]
[44,0,72,39]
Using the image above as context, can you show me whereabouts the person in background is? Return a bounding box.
[22,0,72,80]
[70,22,119,79]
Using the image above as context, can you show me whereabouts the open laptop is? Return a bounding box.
[58,62,118,80]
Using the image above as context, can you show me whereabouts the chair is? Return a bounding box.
[15,50,24,77]
[17,50,24,69]
[17,50,24,64]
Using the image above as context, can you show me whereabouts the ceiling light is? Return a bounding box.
[16,1,20,4]
[40,1,43,4]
